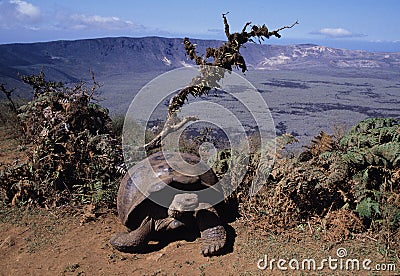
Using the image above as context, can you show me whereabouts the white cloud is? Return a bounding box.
[311,28,366,38]
[0,0,147,37]
[12,0,40,19]
[319,28,352,37]
[65,14,143,31]
[0,0,41,28]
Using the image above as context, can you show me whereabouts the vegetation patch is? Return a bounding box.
[210,117,399,257]
[0,72,124,208]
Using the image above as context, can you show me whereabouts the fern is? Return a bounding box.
[371,142,400,167]
[356,197,380,219]
[264,118,399,229]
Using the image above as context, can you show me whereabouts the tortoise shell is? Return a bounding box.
[117,151,221,226]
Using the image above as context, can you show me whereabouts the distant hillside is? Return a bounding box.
[1,36,400,78]
[1,36,399,146]
[1,36,400,111]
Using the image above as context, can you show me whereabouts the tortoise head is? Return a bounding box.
[168,193,199,218]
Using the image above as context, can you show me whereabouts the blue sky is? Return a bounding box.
[0,0,399,51]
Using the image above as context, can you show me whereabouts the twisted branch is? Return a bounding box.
[0,84,18,113]
[144,14,298,152]
[144,115,198,151]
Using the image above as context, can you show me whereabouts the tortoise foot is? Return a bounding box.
[110,232,140,253]
[200,225,226,256]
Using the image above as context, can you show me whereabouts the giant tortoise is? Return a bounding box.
[110,151,226,256]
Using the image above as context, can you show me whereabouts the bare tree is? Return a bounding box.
[0,84,18,113]
[144,13,298,152]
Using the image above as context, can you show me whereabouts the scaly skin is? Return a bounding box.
[200,225,227,256]
[110,216,185,252]
[195,203,227,256]
[110,216,153,252]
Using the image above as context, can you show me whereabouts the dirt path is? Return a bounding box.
[0,209,252,276]
[1,207,399,276]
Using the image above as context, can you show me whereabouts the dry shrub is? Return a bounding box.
[323,209,364,242]
[0,73,123,207]
[241,185,300,233]
[233,118,400,253]
[210,134,299,229]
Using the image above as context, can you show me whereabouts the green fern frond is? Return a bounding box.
[356,197,380,219]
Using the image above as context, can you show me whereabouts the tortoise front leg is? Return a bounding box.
[154,217,185,231]
[110,216,153,252]
[110,216,185,253]
[195,203,226,256]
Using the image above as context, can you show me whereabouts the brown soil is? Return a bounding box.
[0,208,243,276]
[1,206,399,276]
